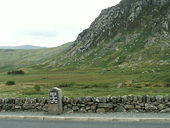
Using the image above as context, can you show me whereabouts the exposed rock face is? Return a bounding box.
[67,0,170,56]
[44,0,170,71]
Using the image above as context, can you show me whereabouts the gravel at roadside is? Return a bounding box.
[0,112,170,119]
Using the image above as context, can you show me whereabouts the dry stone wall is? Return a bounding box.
[0,98,48,112]
[0,96,170,113]
[63,96,170,113]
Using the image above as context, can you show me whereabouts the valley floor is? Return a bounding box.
[0,69,169,98]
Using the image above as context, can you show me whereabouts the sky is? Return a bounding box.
[0,0,121,47]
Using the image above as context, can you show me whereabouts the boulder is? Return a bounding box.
[98,97,107,103]
[98,103,113,108]
[145,103,157,111]
[124,105,135,109]
[78,107,87,113]
[23,104,35,110]
[91,105,96,110]
[72,106,79,111]
[114,105,126,112]
[135,105,142,109]
[96,108,106,113]
[128,109,139,112]
[160,108,170,113]
[157,104,166,110]
[64,108,74,113]
[85,106,91,110]
[14,106,22,109]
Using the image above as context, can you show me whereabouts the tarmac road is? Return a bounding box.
[0,119,170,128]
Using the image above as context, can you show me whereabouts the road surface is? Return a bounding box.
[0,119,169,128]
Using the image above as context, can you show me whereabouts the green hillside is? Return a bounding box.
[0,42,73,71]
[0,0,170,98]
[41,0,170,86]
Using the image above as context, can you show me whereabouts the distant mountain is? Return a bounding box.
[0,45,46,50]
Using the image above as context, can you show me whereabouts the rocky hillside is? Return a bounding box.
[46,0,170,71]
[0,0,170,75]
[73,0,170,53]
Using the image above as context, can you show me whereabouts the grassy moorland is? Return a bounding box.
[0,68,169,98]
[0,2,170,98]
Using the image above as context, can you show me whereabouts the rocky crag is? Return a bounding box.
[71,0,169,54]
[49,0,170,71]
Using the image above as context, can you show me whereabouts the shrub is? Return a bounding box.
[7,70,25,75]
[134,85,142,88]
[165,83,170,87]
[58,82,75,88]
[34,85,41,92]
[6,81,15,85]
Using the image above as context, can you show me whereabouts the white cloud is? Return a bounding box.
[0,0,121,47]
